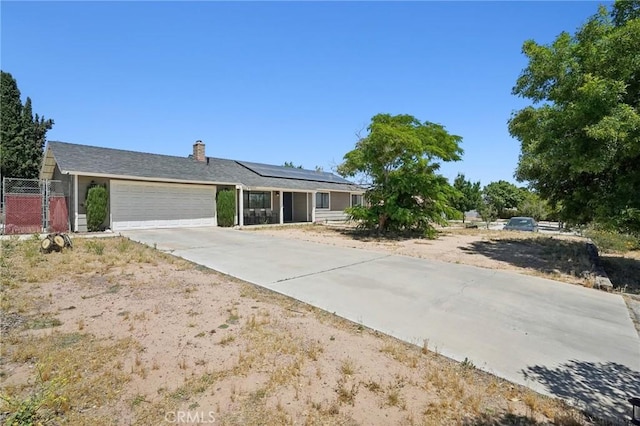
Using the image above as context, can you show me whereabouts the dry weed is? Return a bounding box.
[1,236,590,425]
[1,331,134,424]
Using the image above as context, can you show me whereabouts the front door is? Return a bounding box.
[283,192,293,222]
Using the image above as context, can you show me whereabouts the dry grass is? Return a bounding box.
[440,227,640,291]
[1,332,135,424]
[462,233,594,284]
[600,253,640,293]
[0,236,593,425]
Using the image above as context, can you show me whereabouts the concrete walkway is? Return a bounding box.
[123,227,640,421]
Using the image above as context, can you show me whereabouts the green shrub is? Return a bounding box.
[584,227,640,253]
[86,185,108,232]
[216,190,236,227]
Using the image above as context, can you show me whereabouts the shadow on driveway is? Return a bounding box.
[522,360,640,422]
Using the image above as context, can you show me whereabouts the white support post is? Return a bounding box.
[212,185,218,226]
[238,186,244,227]
[279,191,284,225]
[311,191,316,223]
[73,174,79,232]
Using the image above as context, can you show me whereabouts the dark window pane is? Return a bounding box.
[244,191,271,209]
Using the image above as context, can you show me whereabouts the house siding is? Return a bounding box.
[315,209,349,222]
[314,191,351,222]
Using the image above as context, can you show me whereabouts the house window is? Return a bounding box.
[351,194,363,206]
[243,191,271,209]
[316,192,329,209]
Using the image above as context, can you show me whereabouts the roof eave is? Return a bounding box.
[39,146,57,180]
[57,170,238,186]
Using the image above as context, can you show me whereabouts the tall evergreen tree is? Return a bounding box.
[0,71,54,179]
[1,71,23,179]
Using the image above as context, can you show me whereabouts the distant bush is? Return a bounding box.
[516,195,551,221]
[584,227,640,253]
[86,185,108,232]
[217,190,235,227]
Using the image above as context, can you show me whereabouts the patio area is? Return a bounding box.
[243,209,279,225]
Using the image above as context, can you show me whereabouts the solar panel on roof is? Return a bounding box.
[237,161,353,184]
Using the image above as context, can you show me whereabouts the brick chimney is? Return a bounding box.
[193,140,205,162]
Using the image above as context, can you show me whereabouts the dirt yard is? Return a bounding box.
[0,236,593,425]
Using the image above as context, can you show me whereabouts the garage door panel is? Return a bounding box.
[111,180,216,230]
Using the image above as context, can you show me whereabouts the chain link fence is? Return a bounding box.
[1,178,69,235]
[46,180,69,233]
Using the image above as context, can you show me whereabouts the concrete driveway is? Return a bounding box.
[123,227,640,421]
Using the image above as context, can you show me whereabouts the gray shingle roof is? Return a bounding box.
[47,141,362,192]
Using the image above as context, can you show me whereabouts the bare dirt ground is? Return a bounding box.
[0,236,594,425]
[251,224,640,294]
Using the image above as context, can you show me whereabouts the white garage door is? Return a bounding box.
[111,180,217,231]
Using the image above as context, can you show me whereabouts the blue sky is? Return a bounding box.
[2,1,608,187]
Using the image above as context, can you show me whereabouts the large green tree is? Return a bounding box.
[482,180,526,218]
[508,1,640,235]
[517,191,551,221]
[0,71,54,179]
[337,113,463,237]
[452,173,482,222]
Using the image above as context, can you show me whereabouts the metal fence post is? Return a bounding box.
[43,179,48,232]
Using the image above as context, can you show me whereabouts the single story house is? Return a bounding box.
[39,141,365,232]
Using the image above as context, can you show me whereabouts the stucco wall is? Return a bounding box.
[329,191,350,211]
